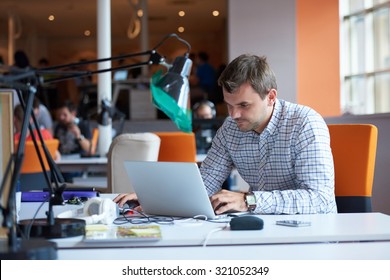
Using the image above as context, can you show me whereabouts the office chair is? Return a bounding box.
[90,128,99,155]
[107,133,161,193]
[17,138,60,191]
[328,124,378,213]
[154,132,197,162]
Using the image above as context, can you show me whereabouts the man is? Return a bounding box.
[202,54,336,214]
[195,52,217,101]
[114,54,336,215]
[13,104,61,161]
[33,97,54,134]
[193,100,216,119]
[13,104,53,142]
[54,101,92,156]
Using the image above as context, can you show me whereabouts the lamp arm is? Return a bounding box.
[38,50,154,71]
[0,33,193,245]
[38,50,164,84]
[152,33,191,55]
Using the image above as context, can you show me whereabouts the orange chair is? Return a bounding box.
[327,124,378,213]
[90,128,99,155]
[17,139,60,191]
[154,132,197,162]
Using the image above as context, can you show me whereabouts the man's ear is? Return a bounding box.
[267,89,277,106]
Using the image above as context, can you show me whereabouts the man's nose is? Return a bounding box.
[230,108,241,119]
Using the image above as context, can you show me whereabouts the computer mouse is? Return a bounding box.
[123,200,140,210]
[229,215,264,230]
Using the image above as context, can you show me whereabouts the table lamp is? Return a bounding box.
[0,33,193,259]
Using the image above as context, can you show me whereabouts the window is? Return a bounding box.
[340,0,390,114]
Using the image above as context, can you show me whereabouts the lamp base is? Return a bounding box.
[18,218,86,239]
[0,238,57,260]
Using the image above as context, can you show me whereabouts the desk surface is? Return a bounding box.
[51,212,390,248]
[57,154,108,163]
[20,197,390,250]
[56,154,107,173]
[56,154,207,173]
[58,241,390,260]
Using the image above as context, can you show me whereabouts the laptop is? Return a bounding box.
[123,161,219,219]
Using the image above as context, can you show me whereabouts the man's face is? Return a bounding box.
[196,105,213,119]
[223,82,276,133]
[56,107,75,126]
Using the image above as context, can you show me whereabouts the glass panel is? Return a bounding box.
[349,76,367,114]
[349,0,365,13]
[341,79,352,114]
[373,7,390,70]
[350,15,366,74]
[341,0,390,114]
[373,0,389,5]
[375,72,390,113]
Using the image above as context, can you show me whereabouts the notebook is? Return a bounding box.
[84,224,161,243]
[123,161,219,219]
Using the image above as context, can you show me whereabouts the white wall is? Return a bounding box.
[227,0,297,102]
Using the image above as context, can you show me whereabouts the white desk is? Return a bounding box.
[56,154,207,173]
[58,241,390,260]
[19,198,390,259]
[56,154,108,173]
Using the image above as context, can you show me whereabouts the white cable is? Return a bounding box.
[202,224,229,247]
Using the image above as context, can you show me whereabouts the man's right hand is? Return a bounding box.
[113,193,138,208]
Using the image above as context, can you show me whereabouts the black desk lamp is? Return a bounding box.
[0,33,193,259]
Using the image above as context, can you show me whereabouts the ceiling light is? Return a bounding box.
[178,26,185,33]
[84,30,91,36]
[48,15,55,21]
[178,11,185,17]
[212,10,220,17]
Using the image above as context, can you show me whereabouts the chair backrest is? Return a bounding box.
[17,139,60,173]
[90,128,99,155]
[154,132,197,162]
[327,124,378,213]
[16,139,60,191]
[107,133,161,193]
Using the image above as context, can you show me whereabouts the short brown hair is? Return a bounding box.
[218,54,277,100]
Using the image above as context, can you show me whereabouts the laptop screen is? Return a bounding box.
[123,161,217,219]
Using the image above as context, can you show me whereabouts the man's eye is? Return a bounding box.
[240,104,249,108]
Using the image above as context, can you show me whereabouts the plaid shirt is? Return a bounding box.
[200,99,337,214]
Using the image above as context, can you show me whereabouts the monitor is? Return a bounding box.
[192,117,225,154]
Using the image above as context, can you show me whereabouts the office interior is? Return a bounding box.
[0,0,389,216]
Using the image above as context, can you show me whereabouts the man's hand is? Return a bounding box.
[68,123,81,138]
[210,189,247,214]
[113,193,138,208]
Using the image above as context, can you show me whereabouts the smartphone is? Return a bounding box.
[276,220,311,227]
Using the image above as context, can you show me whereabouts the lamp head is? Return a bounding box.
[151,56,193,132]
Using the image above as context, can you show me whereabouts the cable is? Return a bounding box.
[18,198,48,240]
[202,224,229,247]
[113,209,175,225]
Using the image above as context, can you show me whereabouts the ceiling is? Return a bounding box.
[0,0,227,40]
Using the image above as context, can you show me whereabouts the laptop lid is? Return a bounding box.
[123,161,217,219]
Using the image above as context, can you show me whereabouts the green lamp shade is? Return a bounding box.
[150,57,192,133]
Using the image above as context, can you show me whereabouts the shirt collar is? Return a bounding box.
[264,98,281,136]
